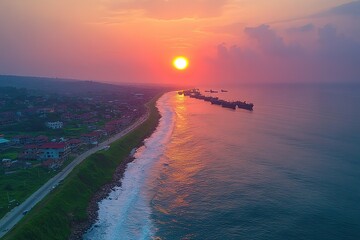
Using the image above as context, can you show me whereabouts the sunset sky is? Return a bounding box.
[1,0,359,85]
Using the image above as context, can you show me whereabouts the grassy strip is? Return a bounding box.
[3,96,162,240]
[0,167,60,219]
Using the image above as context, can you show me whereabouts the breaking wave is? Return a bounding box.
[84,92,175,240]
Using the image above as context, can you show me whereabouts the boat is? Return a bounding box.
[221,101,236,109]
[203,96,218,102]
[210,99,223,105]
[235,101,254,111]
[182,88,254,111]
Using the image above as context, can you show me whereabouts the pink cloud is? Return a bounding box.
[107,0,228,19]
[204,23,360,84]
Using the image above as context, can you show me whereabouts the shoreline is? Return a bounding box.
[2,94,163,240]
[0,101,152,238]
[69,155,135,239]
[69,96,163,239]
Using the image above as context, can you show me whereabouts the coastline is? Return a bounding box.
[0,98,154,238]
[69,155,135,239]
[3,94,163,240]
[70,95,163,239]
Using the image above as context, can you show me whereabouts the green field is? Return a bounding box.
[0,154,78,219]
[0,148,22,160]
[0,168,58,219]
[0,147,52,219]
[3,96,161,240]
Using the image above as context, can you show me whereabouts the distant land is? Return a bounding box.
[0,75,175,95]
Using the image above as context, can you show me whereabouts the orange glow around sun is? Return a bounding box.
[173,56,189,70]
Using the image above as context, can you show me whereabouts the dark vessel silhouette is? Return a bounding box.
[221,102,236,109]
[235,101,254,111]
[179,89,254,111]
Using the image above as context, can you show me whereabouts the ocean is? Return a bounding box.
[84,83,360,240]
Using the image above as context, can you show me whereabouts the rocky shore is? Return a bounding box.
[69,155,136,240]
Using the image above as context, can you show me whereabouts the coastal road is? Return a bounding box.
[0,110,150,238]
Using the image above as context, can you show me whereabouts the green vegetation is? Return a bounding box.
[61,125,89,138]
[0,168,58,219]
[0,154,77,219]
[3,96,161,240]
[2,123,90,139]
[0,148,22,160]
[2,117,47,132]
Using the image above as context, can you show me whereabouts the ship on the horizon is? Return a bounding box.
[204,89,218,93]
[221,101,237,110]
[235,101,254,110]
[181,89,254,111]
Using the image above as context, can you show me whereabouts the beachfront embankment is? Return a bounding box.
[2,96,162,240]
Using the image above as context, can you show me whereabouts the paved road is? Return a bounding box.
[0,111,149,238]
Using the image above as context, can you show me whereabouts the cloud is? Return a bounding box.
[325,0,360,16]
[206,43,262,84]
[286,23,315,33]
[318,24,360,61]
[205,23,360,83]
[307,0,360,20]
[314,24,360,82]
[244,24,302,57]
[216,43,258,64]
[107,0,228,20]
[206,22,245,36]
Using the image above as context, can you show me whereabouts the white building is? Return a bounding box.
[38,142,70,160]
[46,121,63,129]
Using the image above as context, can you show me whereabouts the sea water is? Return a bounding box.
[85,83,360,240]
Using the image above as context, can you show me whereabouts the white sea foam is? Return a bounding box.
[84,92,175,240]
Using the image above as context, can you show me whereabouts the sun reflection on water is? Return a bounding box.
[150,93,206,214]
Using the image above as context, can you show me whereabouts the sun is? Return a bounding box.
[173,56,189,70]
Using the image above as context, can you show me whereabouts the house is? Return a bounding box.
[11,135,33,145]
[38,142,70,160]
[21,145,39,160]
[81,133,96,144]
[0,138,10,148]
[67,139,82,150]
[46,121,63,129]
[81,131,102,144]
[106,120,122,129]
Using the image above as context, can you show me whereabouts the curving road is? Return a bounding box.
[0,110,149,238]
